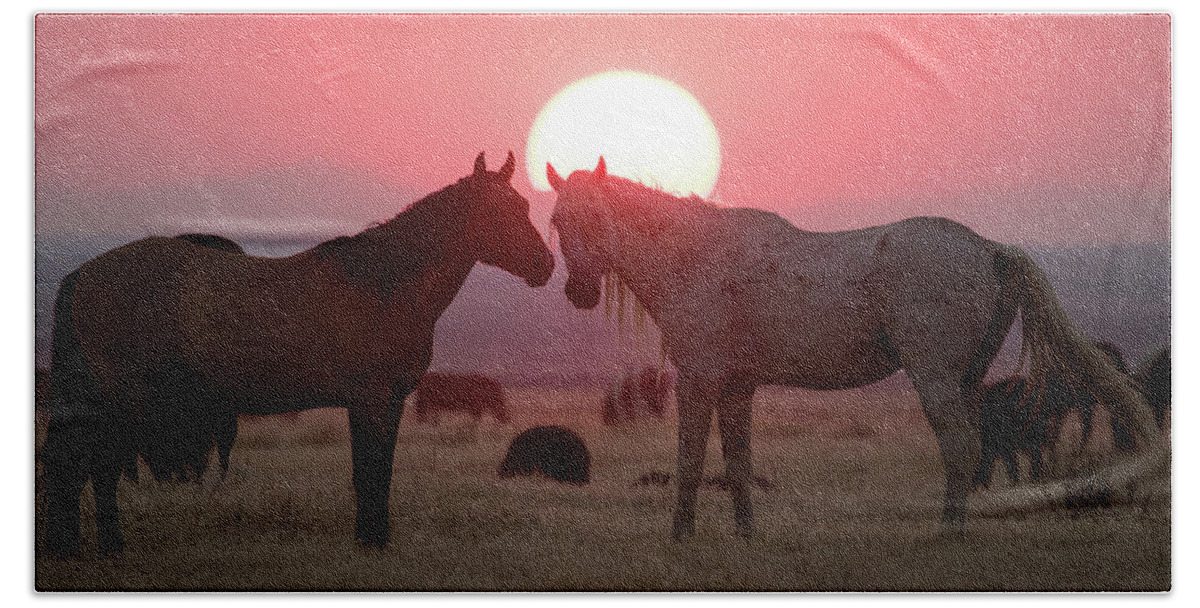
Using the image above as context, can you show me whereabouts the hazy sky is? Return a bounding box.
[34,13,1170,244]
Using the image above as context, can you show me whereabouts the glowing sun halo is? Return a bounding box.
[526,71,721,197]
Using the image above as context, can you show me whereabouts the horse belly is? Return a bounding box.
[746,283,899,390]
[180,276,428,410]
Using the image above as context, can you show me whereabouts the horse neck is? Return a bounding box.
[391,186,479,320]
[326,182,478,322]
[606,191,709,318]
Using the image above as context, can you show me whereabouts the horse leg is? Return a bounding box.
[216,412,237,476]
[92,462,124,555]
[715,385,755,538]
[41,426,88,557]
[1109,411,1136,452]
[348,380,410,548]
[348,403,401,548]
[1079,401,1095,452]
[971,444,997,489]
[41,383,113,558]
[1001,450,1020,483]
[908,374,978,533]
[92,410,137,555]
[1041,414,1061,476]
[671,373,718,540]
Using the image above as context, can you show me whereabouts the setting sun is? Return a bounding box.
[526,71,721,197]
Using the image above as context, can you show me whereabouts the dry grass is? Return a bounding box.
[35,386,1170,591]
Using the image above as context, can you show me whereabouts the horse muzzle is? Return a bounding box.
[564,273,601,309]
[523,250,554,288]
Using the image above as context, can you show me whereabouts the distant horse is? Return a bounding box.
[41,152,553,556]
[1133,346,1171,430]
[602,366,673,425]
[973,341,1131,488]
[547,157,1164,539]
[412,372,509,424]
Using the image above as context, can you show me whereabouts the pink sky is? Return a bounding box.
[34,13,1170,244]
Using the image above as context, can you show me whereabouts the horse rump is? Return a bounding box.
[498,426,590,484]
[126,232,247,482]
[174,233,246,255]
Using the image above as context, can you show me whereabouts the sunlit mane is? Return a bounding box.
[598,174,718,216]
[588,174,704,366]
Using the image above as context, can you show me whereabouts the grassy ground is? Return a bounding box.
[34,386,1170,591]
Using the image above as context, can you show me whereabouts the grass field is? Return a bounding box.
[34,385,1170,591]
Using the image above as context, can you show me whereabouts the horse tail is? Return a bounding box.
[972,245,1168,516]
[42,270,105,464]
[40,269,107,555]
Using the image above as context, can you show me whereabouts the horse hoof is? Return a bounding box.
[43,539,80,560]
[43,527,81,559]
[939,520,967,539]
[355,535,391,550]
[98,536,125,557]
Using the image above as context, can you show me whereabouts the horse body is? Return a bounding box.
[74,241,433,416]
[548,158,1163,539]
[413,373,508,424]
[42,152,553,556]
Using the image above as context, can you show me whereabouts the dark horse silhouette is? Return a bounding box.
[972,341,1130,489]
[547,158,1164,539]
[40,152,553,556]
[1047,341,1132,454]
[1133,346,1171,431]
[412,372,509,424]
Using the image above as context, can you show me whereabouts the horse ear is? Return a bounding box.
[474,152,487,177]
[547,163,565,191]
[498,151,516,182]
[594,157,607,180]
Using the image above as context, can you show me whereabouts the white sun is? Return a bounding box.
[526,71,721,197]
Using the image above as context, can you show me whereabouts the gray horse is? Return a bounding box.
[547,158,1164,539]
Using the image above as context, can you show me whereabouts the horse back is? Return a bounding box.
[686,217,897,385]
[72,237,426,409]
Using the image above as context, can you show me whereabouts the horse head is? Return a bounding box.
[465,151,554,287]
[547,157,620,309]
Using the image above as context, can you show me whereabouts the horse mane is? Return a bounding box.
[596,174,797,238]
[312,178,472,300]
[597,175,717,218]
